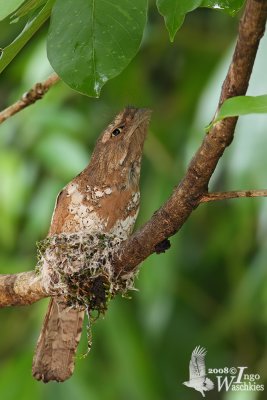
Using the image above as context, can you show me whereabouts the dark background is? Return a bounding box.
[1,4,267,399]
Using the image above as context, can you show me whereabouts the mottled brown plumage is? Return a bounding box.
[32,107,151,382]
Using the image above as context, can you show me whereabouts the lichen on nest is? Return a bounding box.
[36,232,137,314]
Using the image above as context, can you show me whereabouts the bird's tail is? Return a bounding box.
[32,299,84,382]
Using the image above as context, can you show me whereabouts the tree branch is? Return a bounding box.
[0,272,48,308]
[0,73,60,124]
[0,0,267,306]
[200,190,267,203]
[114,0,267,276]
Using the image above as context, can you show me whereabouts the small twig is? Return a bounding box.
[0,73,60,124]
[200,190,267,203]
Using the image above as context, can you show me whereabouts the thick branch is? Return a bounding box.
[200,190,267,203]
[0,272,48,308]
[0,73,59,124]
[114,0,267,275]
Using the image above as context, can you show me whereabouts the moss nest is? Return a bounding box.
[36,232,136,314]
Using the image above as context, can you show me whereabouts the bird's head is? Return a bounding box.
[89,107,151,189]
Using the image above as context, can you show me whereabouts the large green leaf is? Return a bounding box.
[207,95,267,130]
[0,0,54,74]
[157,0,245,42]
[156,0,202,42]
[47,0,148,97]
[0,0,25,21]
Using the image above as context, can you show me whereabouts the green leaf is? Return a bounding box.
[156,0,202,42]
[157,0,245,42]
[47,0,148,97]
[0,0,54,74]
[207,95,267,130]
[11,0,47,21]
[0,0,25,21]
[201,0,245,16]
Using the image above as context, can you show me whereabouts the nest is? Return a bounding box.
[36,232,136,315]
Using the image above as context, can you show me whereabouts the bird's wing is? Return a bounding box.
[189,346,207,380]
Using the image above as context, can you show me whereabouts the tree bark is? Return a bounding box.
[0,272,47,307]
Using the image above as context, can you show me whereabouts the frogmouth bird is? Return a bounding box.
[32,107,151,382]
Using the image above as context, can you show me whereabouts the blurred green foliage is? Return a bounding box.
[1,4,267,400]
[157,0,244,42]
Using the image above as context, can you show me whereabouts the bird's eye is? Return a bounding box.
[111,126,124,137]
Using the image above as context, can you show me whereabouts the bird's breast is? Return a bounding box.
[50,182,140,238]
